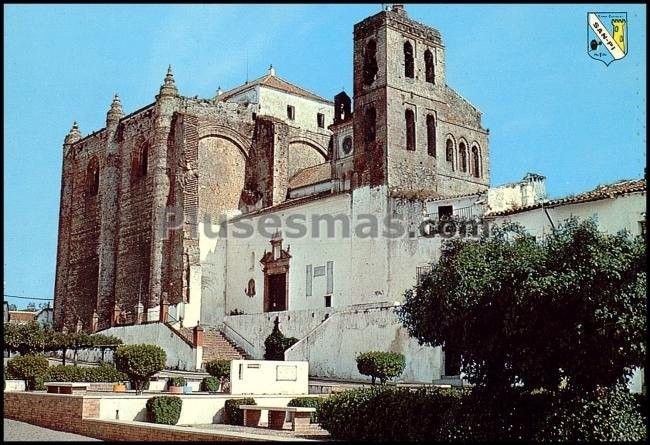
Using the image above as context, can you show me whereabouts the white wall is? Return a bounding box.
[91,324,198,371]
[258,86,333,134]
[95,393,306,424]
[229,359,309,395]
[492,192,646,239]
[285,304,443,383]
[200,193,354,322]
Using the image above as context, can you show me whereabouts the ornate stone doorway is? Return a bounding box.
[260,232,291,313]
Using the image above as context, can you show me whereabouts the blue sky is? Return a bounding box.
[3,4,646,307]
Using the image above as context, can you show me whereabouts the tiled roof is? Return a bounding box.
[8,311,38,323]
[486,178,646,217]
[219,73,332,104]
[288,162,332,189]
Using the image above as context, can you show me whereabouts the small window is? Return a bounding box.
[317,113,325,128]
[404,41,414,79]
[86,157,99,197]
[426,114,436,157]
[424,49,435,84]
[287,105,295,120]
[446,139,455,171]
[324,295,332,308]
[471,145,480,178]
[246,279,256,297]
[363,39,378,86]
[405,109,415,151]
[364,106,376,144]
[139,145,148,177]
[438,205,453,221]
[342,136,353,155]
[640,220,646,237]
[459,142,468,173]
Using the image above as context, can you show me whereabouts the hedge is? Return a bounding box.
[44,364,127,383]
[6,355,49,391]
[201,376,221,393]
[168,377,187,388]
[146,396,183,425]
[224,398,256,425]
[205,359,230,379]
[356,351,406,384]
[318,386,466,441]
[288,396,323,423]
[317,385,647,442]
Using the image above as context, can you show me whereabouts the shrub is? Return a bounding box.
[42,364,127,383]
[288,396,323,423]
[356,351,406,384]
[205,359,231,379]
[6,355,49,391]
[146,396,183,425]
[264,320,298,361]
[114,344,166,393]
[168,377,187,387]
[318,386,467,441]
[537,385,647,442]
[224,398,256,425]
[201,376,221,393]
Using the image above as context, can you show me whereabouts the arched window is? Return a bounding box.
[246,279,256,297]
[363,39,378,86]
[424,49,435,84]
[364,106,376,145]
[86,157,99,197]
[426,114,436,157]
[405,109,415,151]
[139,145,148,177]
[446,139,455,171]
[404,41,414,78]
[459,141,468,173]
[471,145,481,178]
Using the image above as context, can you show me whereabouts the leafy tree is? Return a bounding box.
[6,355,49,390]
[25,302,37,312]
[114,344,166,393]
[356,351,406,384]
[398,218,646,393]
[3,322,48,355]
[8,303,17,311]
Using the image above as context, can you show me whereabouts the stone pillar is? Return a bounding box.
[91,311,99,333]
[54,122,81,331]
[193,324,204,347]
[112,304,121,326]
[135,302,144,325]
[159,297,169,323]
[148,66,180,317]
[97,95,123,329]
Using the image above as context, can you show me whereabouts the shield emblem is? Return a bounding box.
[587,12,627,66]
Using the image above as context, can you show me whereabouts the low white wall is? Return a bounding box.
[96,394,306,425]
[229,360,308,395]
[4,380,26,391]
[76,323,198,371]
[285,305,443,383]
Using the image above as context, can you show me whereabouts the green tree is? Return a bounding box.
[3,322,48,355]
[114,344,166,394]
[356,351,406,384]
[264,318,298,360]
[398,218,646,393]
[6,355,49,390]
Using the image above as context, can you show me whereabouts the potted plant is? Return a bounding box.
[168,377,186,394]
[113,382,127,392]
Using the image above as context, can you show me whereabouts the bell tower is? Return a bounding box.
[352,4,489,197]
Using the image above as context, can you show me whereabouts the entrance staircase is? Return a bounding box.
[178,326,250,365]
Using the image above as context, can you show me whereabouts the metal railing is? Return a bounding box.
[219,321,257,358]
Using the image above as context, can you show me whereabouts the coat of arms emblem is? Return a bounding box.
[588,12,627,65]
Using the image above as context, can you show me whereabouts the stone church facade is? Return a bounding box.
[53,5,645,383]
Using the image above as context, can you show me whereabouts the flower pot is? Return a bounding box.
[169,385,183,394]
[113,383,126,393]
